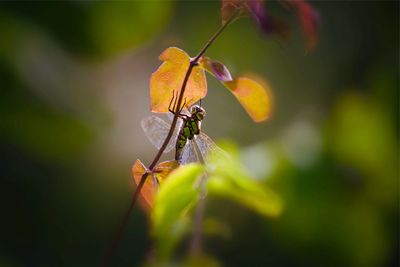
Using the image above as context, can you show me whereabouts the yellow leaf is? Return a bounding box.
[150,47,207,113]
[224,77,273,122]
[199,57,273,123]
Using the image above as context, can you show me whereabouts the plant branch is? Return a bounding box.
[192,11,237,62]
[101,10,239,267]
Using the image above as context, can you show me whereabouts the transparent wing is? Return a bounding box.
[141,115,180,153]
[195,132,229,162]
[179,141,199,165]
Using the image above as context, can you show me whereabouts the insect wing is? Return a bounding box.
[179,141,199,165]
[141,115,180,153]
[195,132,229,162]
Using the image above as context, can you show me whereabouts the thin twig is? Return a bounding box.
[101,10,239,267]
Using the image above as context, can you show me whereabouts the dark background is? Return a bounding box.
[0,1,398,266]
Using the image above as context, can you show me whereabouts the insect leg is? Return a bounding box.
[168,90,176,114]
[179,97,187,113]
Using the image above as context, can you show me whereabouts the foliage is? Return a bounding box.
[150,47,207,113]
[151,47,272,122]
[151,153,282,261]
[221,0,319,50]
[133,0,320,264]
[1,1,398,267]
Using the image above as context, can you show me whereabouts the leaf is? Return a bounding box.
[206,152,283,217]
[152,163,204,258]
[132,159,154,211]
[225,77,273,122]
[221,0,318,50]
[200,57,233,82]
[282,0,320,51]
[208,176,282,217]
[150,47,207,113]
[132,160,179,211]
[154,160,179,181]
[200,57,273,122]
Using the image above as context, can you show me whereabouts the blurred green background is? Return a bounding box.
[0,1,398,267]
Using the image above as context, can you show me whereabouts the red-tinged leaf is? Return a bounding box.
[132,159,156,210]
[199,57,233,82]
[154,160,179,181]
[221,0,248,25]
[132,159,179,211]
[282,0,320,51]
[150,47,207,113]
[247,0,290,40]
[224,77,273,122]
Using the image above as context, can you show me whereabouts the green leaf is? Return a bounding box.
[152,163,204,259]
[206,153,282,217]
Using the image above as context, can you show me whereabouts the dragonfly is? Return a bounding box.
[134,93,227,209]
[141,92,226,165]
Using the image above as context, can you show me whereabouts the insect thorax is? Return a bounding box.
[183,117,200,139]
[175,107,205,160]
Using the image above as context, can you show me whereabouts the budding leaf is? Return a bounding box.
[150,47,207,113]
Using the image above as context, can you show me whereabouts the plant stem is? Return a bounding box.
[149,9,237,170]
[101,10,239,267]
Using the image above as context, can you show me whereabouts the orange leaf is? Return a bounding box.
[224,77,273,122]
[150,47,207,113]
[132,159,178,211]
[154,160,179,181]
[200,57,273,123]
[132,159,156,210]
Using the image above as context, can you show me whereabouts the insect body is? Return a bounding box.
[142,93,225,165]
[174,105,206,161]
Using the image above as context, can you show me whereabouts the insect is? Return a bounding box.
[141,92,225,165]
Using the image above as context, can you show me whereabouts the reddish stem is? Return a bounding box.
[101,10,239,267]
